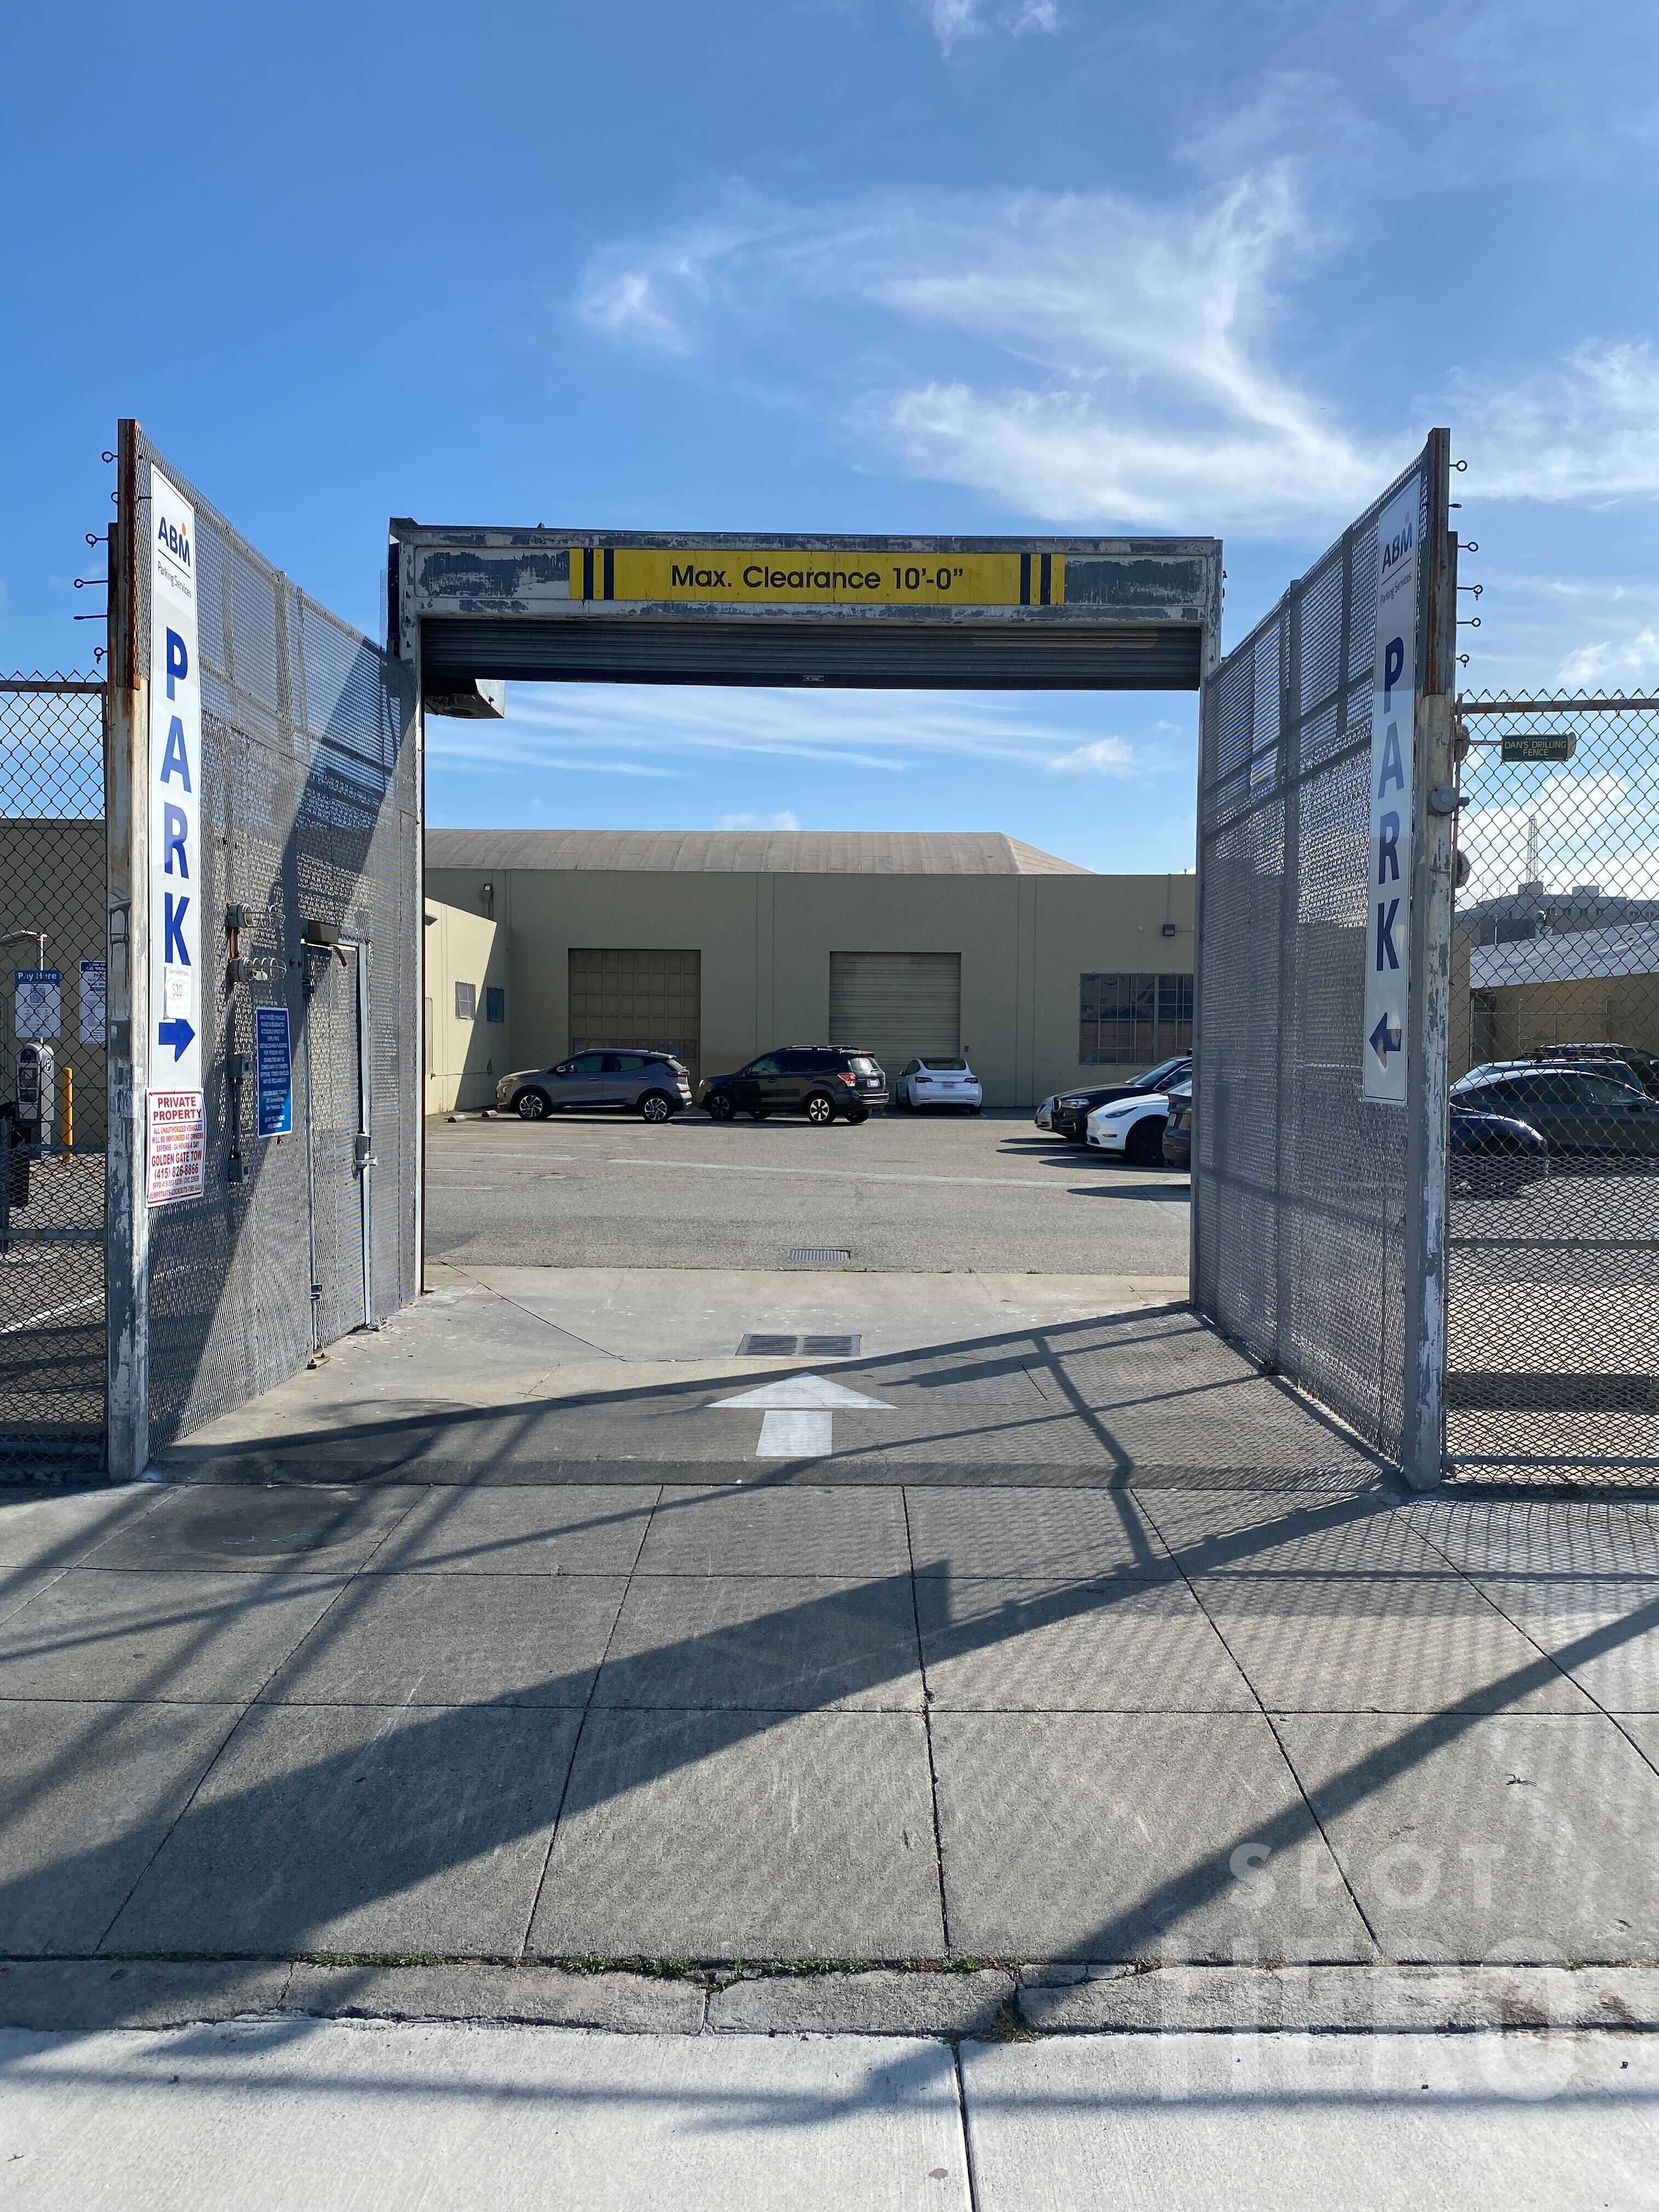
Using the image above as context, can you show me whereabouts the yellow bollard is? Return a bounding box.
[61,1063,73,1152]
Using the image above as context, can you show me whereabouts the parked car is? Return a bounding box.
[699,1046,888,1126]
[895,1056,983,1113]
[1036,1055,1193,1142]
[1449,1104,1549,1199]
[1529,1042,1659,1101]
[496,1049,692,1123]
[1085,1087,1176,1166]
[1161,1081,1192,1169]
[1449,1062,1659,1159]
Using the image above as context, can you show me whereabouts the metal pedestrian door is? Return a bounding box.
[303,938,374,1349]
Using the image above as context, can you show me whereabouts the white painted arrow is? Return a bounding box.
[710,1372,894,1459]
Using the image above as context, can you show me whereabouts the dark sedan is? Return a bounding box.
[1038,1055,1193,1142]
[1451,1063,1659,1160]
[1449,1104,1549,1199]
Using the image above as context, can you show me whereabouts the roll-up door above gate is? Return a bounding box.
[828,952,961,1074]
[569,949,701,1082]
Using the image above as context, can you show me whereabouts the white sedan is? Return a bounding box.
[896,1056,984,1113]
[1085,1088,1173,1166]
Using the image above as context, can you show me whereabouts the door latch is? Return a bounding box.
[353,1132,375,1170]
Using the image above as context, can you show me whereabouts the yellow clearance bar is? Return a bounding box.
[568,548,1064,608]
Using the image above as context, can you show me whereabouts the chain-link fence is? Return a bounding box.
[0,676,108,1469]
[1192,443,1451,1470]
[1448,693,1659,1480]
[121,430,419,1453]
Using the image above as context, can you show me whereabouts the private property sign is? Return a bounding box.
[146,469,205,1203]
[1362,479,1421,1105]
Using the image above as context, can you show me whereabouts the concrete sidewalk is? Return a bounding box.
[4,1475,1659,1970]
[4,2018,1656,2210]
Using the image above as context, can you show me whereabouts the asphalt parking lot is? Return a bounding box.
[425,1108,1190,1274]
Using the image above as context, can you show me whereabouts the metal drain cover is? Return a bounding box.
[738,1333,861,1357]
[789,1248,851,1265]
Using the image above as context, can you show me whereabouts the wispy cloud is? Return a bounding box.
[578,166,1659,537]
[914,0,1060,58]
[427,681,1162,778]
[1557,626,1659,690]
[717,809,802,831]
[1044,737,1135,776]
[576,168,1400,532]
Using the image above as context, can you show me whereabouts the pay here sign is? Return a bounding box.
[1362,478,1421,1105]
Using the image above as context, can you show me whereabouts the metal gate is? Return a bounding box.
[0,676,108,1469]
[110,422,419,1470]
[1447,692,1659,1480]
[1192,434,1457,1483]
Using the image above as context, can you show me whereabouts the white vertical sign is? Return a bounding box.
[147,470,206,1203]
[1362,479,1421,1104]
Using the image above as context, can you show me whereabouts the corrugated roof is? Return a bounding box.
[424,828,1090,875]
[1470,920,1659,990]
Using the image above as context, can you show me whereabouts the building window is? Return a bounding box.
[455,981,476,1021]
[484,986,505,1025]
[1079,972,1193,1063]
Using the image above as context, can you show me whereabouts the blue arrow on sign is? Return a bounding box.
[1368,1012,1402,1068]
[157,1017,195,1062]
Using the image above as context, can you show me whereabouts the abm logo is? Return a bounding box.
[1379,517,1414,576]
[156,514,192,569]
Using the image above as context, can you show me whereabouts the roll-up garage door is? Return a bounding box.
[828,952,961,1074]
[569,949,702,1082]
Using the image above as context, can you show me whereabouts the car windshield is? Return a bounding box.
[921,1058,967,1071]
[1131,1056,1189,1091]
[850,1056,879,1075]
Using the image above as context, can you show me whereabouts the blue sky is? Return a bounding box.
[4,0,1658,871]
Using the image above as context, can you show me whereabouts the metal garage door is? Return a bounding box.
[828,952,961,1074]
[569,949,702,1082]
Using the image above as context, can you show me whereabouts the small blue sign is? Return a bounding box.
[255,1005,293,1138]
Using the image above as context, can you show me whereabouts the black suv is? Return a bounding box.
[699,1047,888,1125]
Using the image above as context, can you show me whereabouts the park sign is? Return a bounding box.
[1362,477,1421,1105]
[146,468,205,1205]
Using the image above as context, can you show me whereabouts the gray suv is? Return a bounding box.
[496,1050,692,1122]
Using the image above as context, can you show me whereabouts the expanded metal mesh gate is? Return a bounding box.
[1192,441,1452,1473]
[0,678,108,1468]
[1448,693,1659,1480]
[119,428,419,1455]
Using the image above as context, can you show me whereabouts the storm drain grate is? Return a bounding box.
[789,1248,852,1266]
[738,1333,861,1357]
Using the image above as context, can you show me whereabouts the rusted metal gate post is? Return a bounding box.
[105,419,150,1480]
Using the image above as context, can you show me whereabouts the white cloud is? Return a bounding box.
[1458,771,1659,903]
[1448,342,1659,504]
[430,681,1166,779]
[577,168,1403,533]
[915,0,1060,57]
[1558,627,1659,690]
[1044,736,1134,776]
[716,810,802,831]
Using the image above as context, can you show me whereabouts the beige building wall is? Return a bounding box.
[424,898,509,1115]
[424,862,1196,1109]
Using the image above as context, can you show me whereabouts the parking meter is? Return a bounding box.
[17,1042,54,1146]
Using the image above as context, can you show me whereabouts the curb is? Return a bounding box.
[4,1961,1657,2038]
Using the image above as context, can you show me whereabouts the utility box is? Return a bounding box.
[16,1042,54,1145]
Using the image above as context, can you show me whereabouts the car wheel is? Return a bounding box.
[845,1108,868,1125]
[640,1091,674,1124]
[747,1109,769,1121]
[805,1091,837,1126]
[969,1104,982,1116]
[1125,1118,1163,1167]
[515,1089,551,1121]
[706,1092,735,1121]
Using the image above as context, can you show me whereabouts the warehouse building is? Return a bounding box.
[424,828,1195,1114]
